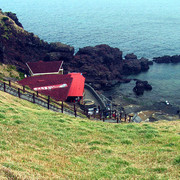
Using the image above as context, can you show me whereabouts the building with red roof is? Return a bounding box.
[18,73,85,101]
[26,61,63,76]
[68,73,85,97]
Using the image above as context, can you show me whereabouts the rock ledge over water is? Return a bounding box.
[153,55,180,63]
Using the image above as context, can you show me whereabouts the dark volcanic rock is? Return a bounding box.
[171,55,180,63]
[44,43,74,62]
[0,10,74,73]
[148,61,153,65]
[140,58,150,71]
[122,57,149,75]
[122,59,141,75]
[125,53,137,60]
[0,41,4,62]
[153,55,180,63]
[133,80,152,95]
[4,12,23,28]
[71,44,124,90]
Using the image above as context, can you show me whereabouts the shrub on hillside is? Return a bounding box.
[2,17,9,22]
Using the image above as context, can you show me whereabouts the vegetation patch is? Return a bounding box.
[0,113,5,119]
[2,17,9,22]
[151,167,167,173]
[2,163,23,171]
[0,91,179,179]
[173,155,180,165]
[123,167,141,175]
[121,139,133,145]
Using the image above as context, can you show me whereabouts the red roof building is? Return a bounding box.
[26,61,63,76]
[18,73,85,101]
[68,73,85,97]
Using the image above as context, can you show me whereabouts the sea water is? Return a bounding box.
[1,0,180,106]
[108,63,180,107]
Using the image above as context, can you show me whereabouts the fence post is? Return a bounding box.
[18,88,21,98]
[8,80,11,87]
[74,103,77,117]
[61,101,63,113]
[23,86,25,93]
[86,109,88,117]
[36,91,39,97]
[75,109,77,117]
[33,93,35,103]
[103,117,105,122]
[47,96,50,109]
[3,83,6,92]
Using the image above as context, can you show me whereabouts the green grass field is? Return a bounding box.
[0,91,180,179]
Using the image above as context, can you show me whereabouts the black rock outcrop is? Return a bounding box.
[153,55,180,63]
[122,57,149,75]
[133,80,152,95]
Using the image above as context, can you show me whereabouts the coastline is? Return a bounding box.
[102,84,180,122]
[1,9,180,122]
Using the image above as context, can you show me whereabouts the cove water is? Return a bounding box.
[1,0,180,107]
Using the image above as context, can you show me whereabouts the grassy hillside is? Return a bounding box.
[0,63,23,80]
[0,91,179,179]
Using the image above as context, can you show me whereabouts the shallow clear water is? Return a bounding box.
[1,0,180,106]
[113,63,180,107]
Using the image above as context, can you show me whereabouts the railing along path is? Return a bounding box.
[0,79,82,118]
[0,79,133,123]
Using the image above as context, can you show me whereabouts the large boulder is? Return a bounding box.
[140,58,150,71]
[125,53,137,60]
[122,58,149,75]
[133,80,152,95]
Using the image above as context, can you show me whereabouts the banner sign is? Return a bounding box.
[33,83,68,91]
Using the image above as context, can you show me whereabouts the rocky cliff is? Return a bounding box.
[0,10,151,90]
[0,10,74,73]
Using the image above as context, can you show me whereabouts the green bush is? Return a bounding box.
[2,17,9,22]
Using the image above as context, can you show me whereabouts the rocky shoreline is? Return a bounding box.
[104,89,180,122]
[0,10,152,91]
[0,10,180,121]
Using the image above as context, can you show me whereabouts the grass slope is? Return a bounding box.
[0,91,180,179]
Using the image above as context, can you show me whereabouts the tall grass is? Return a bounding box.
[0,91,179,179]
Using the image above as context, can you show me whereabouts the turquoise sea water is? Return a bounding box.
[1,0,180,106]
[109,63,180,107]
